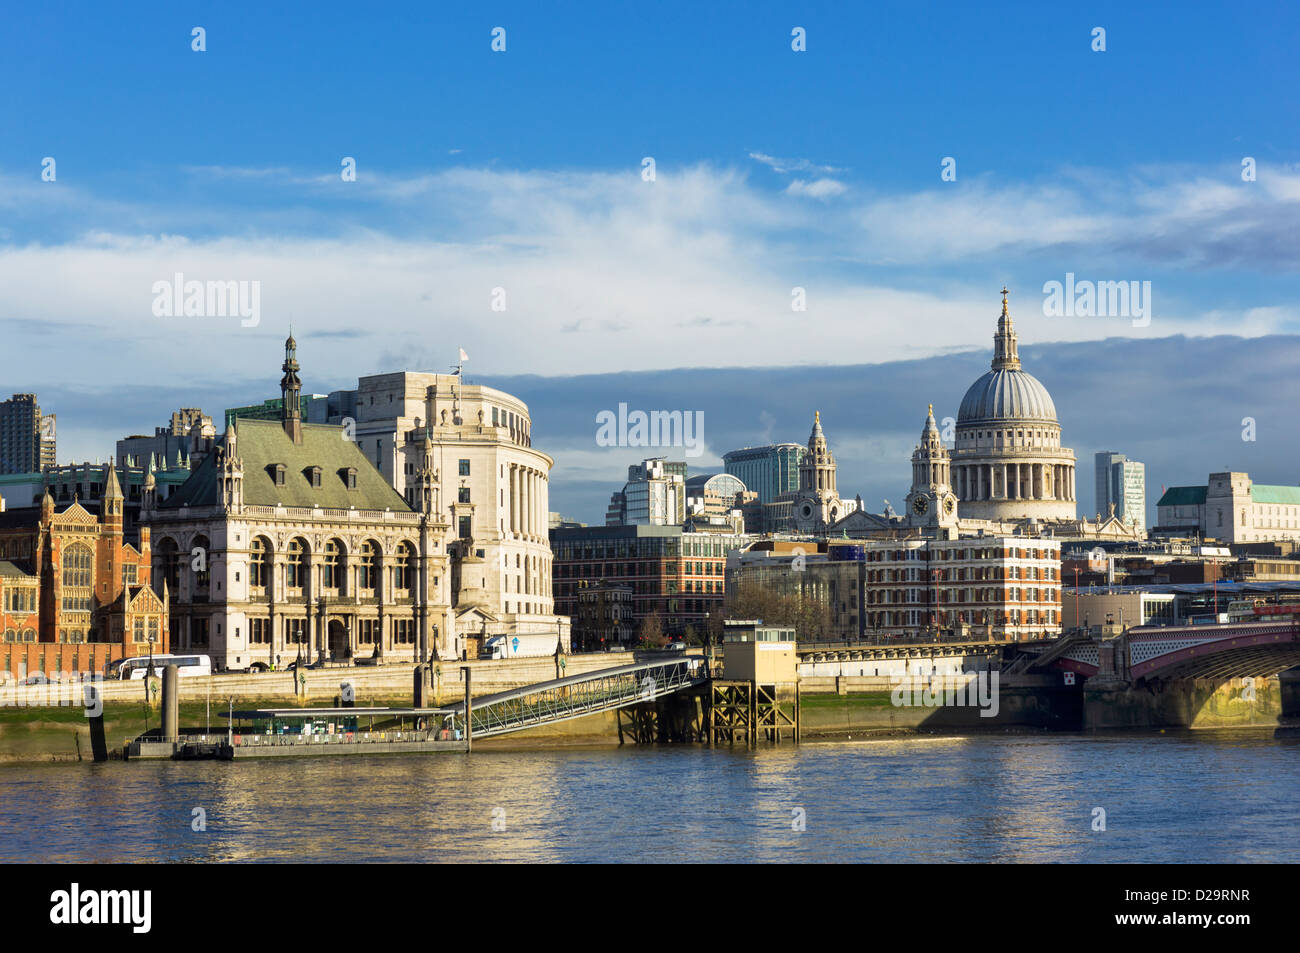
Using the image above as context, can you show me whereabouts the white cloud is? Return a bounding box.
[748,152,843,175]
[0,159,1296,415]
[787,178,847,199]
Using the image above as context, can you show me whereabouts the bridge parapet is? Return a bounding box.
[1047,621,1300,684]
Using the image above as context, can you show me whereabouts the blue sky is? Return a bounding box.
[2,1,1298,522]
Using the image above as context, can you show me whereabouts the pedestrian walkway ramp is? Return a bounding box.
[446,657,709,739]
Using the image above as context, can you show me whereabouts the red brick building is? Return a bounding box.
[0,465,168,679]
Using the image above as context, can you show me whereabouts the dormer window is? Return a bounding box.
[341,467,358,490]
[306,466,322,488]
[270,464,286,487]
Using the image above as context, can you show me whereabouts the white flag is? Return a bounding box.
[458,348,469,362]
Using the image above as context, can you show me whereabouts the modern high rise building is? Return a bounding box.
[606,458,687,526]
[0,394,54,475]
[1095,451,1146,529]
[723,443,804,504]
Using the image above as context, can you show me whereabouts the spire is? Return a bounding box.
[992,285,1021,371]
[808,410,825,449]
[924,403,938,434]
[103,461,123,501]
[280,333,303,443]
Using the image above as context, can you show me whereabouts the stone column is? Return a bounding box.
[375,555,385,659]
[510,465,518,535]
[524,469,533,539]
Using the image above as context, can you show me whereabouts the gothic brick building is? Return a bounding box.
[0,465,168,679]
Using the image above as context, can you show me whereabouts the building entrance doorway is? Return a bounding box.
[328,619,350,660]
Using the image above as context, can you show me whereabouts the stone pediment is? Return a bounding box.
[455,605,501,625]
[829,509,902,534]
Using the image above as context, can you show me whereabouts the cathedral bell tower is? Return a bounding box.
[905,405,959,536]
[792,411,844,534]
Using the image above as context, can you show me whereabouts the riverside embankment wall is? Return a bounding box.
[0,651,638,711]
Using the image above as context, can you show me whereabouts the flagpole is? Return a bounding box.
[450,348,467,423]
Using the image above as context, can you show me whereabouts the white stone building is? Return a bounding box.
[1157,472,1300,543]
[142,338,565,672]
[334,369,560,638]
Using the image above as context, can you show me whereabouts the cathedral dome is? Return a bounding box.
[958,368,1057,425]
[956,287,1058,426]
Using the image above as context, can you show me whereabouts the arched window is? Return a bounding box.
[62,544,93,612]
[324,539,345,590]
[359,541,378,591]
[156,538,181,593]
[192,535,210,590]
[287,538,308,589]
[395,542,415,590]
[250,537,270,589]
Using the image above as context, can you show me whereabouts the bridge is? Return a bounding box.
[444,657,710,740]
[1036,620,1300,682]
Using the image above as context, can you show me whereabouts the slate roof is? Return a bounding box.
[1156,484,1300,507]
[0,506,41,530]
[1251,485,1300,505]
[0,560,35,579]
[160,419,412,512]
[1156,486,1207,507]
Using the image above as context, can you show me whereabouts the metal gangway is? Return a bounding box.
[445,657,709,739]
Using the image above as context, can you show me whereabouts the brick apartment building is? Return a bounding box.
[728,536,1063,642]
[550,524,756,642]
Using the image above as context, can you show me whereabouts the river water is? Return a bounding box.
[2,731,1296,863]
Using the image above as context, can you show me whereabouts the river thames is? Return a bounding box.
[2,730,1297,863]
